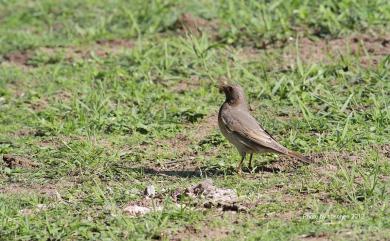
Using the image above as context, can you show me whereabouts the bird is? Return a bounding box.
[218,83,310,174]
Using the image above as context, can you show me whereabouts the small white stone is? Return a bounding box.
[144,185,156,198]
[123,204,162,217]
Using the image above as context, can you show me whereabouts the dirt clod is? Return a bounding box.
[3,51,31,66]
[2,154,38,169]
[172,179,248,212]
[184,179,239,209]
[379,144,390,158]
[172,13,219,38]
[170,225,230,241]
[174,13,214,33]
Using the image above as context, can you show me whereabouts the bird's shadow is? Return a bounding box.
[124,159,285,178]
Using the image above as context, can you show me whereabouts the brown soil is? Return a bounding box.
[152,112,218,162]
[379,143,390,158]
[238,33,389,68]
[0,183,59,197]
[37,135,112,149]
[169,80,200,94]
[193,113,218,141]
[301,233,331,241]
[283,34,390,67]
[270,210,299,221]
[260,143,390,173]
[2,154,38,169]
[29,98,49,112]
[13,128,35,137]
[166,75,203,94]
[172,13,219,36]
[170,81,192,94]
[170,225,230,241]
[43,39,134,60]
[96,39,134,48]
[312,144,390,163]
[2,39,134,66]
[52,90,72,102]
[8,90,72,114]
[3,51,32,66]
[310,151,359,163]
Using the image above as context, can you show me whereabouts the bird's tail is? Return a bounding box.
[286,150,310,164]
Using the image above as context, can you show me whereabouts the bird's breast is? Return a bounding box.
[218,107,247,153]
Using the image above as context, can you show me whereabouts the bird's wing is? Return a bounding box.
[221,108,288,154]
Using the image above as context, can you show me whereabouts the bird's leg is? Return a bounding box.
[237,154,245,175]
[248,153,254,170]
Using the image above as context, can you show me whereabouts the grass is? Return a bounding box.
[0,0,389,240]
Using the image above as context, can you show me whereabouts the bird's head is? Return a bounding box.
[219,84,247,106]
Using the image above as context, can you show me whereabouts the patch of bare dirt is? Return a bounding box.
[39,39,134,61]
[267,210,298,221]
[147,112,218,165]
[310,144,390,163]
[96,39,134,48]
[52,90,72,102]
[379,143,390,158]
[2,154,38,169]
[379,175,389,182]
[169,225,230,241]
[172,13,219,36]
[12,128,35,137]
[283,34,390,67]
[4,51,31,65]
[9,90,72,114]
[309,151,357,165]
[301,233,331,241]
[11,128,49,138]
[193,113,218,141]
[37,135,112,149]
[170,80,201,94]
[29,98,49,112]
[3,50,32,66]
[246,154,309,173]
[38,136,71,148]
[315,163,338,176]
[239,33,389,68]
[170,81,193,94]
[165,75,202,94]
[1,39,135,67]
[0,183,60,198]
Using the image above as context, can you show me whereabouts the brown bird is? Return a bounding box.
[218,84,309,174]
